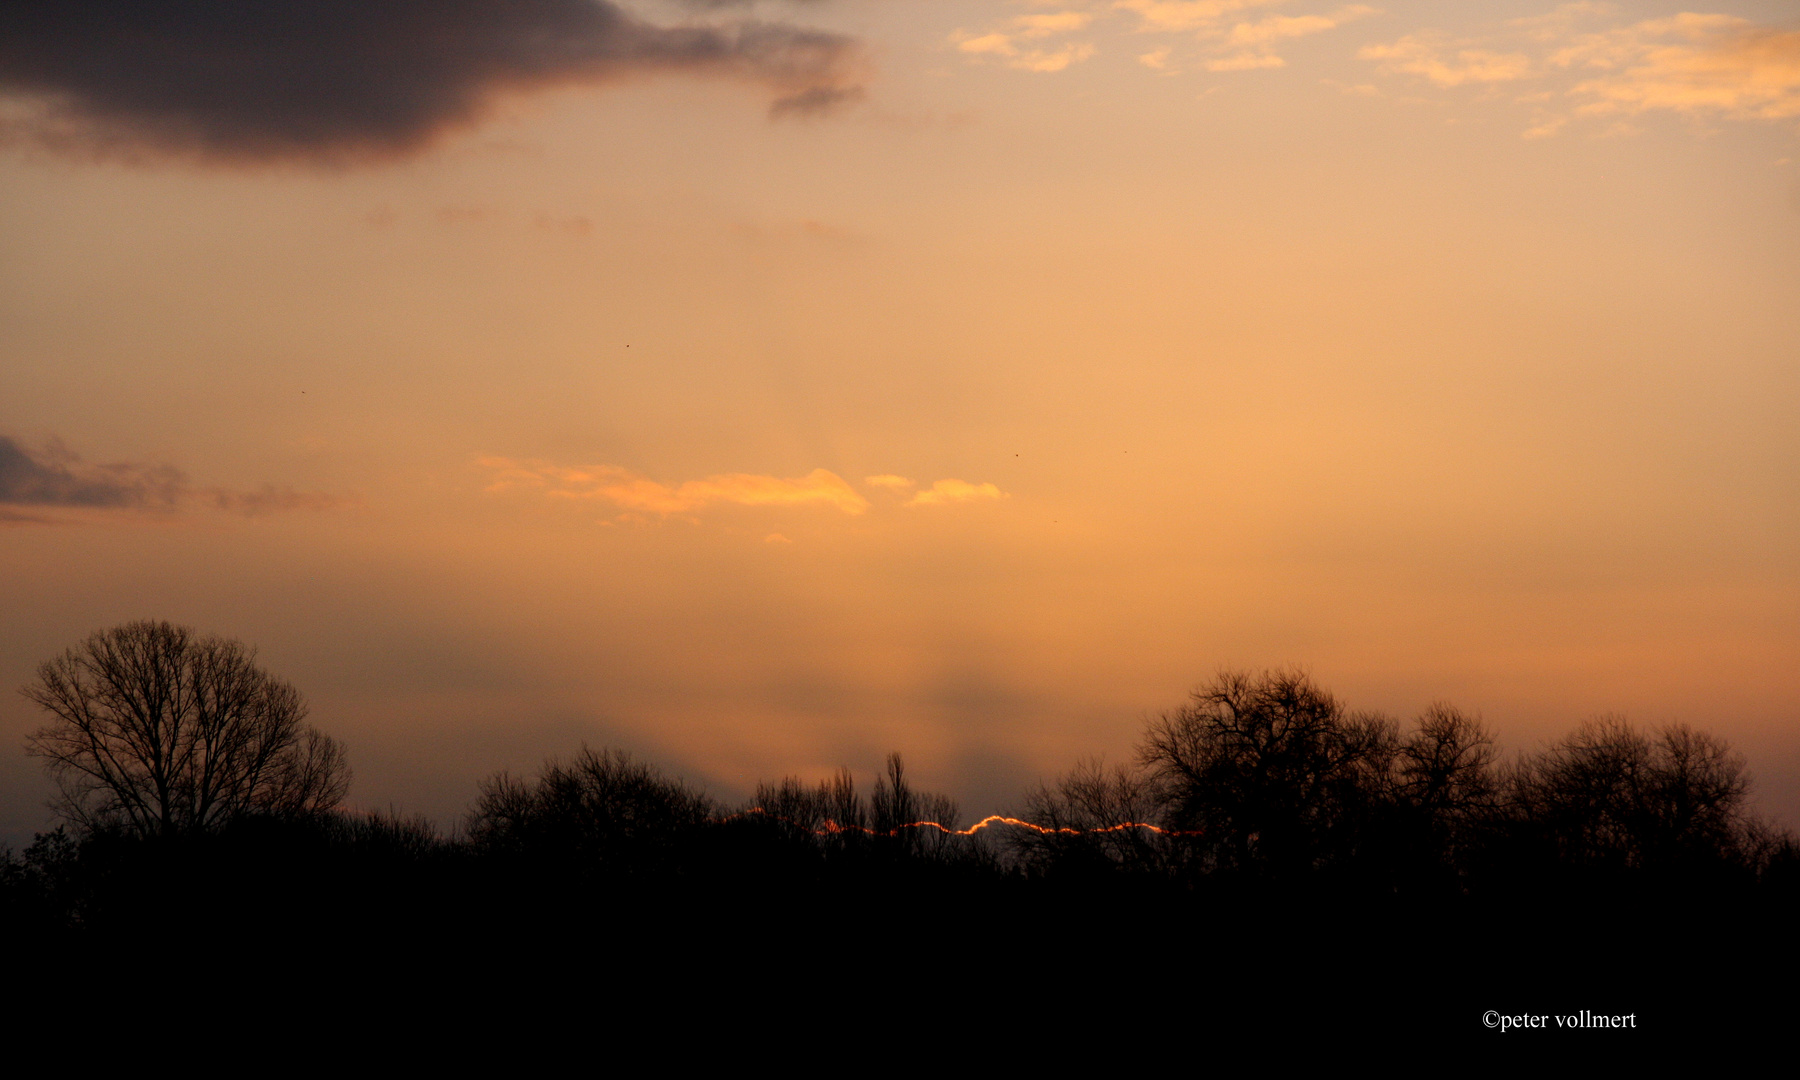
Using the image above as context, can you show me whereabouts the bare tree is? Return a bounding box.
[1010,756,1170,875]
[466,746,715,870]
[22,621,350,837]
[1396,705,1498,823]
[1138,668,1397,876]
[1506,715,1753,870]
[870,752,962,860]
[752,767,867,846]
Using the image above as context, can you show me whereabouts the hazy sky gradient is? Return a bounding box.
[4,0,1797,840]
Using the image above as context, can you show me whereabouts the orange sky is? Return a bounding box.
[3,0,1797,839]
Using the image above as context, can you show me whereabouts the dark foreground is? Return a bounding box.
[7,810,1795,1054]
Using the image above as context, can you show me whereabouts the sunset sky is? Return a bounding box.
[3,0,1797,841]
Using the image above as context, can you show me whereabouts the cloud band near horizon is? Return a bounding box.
[0,435,339,519]
[481,459,1008,518]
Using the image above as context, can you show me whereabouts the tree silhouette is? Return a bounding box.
[22,620,349,837]
[747,753,969,867]
[1505,715,1753,873]
[467,746,715,873]
[1388,703,1500,881]
[1009,756,1169,877]
[1138,668,1396,877]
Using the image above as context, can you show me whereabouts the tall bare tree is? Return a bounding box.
[1139,668,1397,876]
[23,621,350,837]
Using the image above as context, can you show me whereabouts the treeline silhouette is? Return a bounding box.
[9,663,1797,1038]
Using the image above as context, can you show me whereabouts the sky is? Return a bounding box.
[3,0,1797,842]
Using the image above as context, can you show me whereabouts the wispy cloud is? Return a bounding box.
[0,0,866,165]
[1205,8,1380,71]
[958,0,1377,76]
[0,435,340,521]
[483,459,1010,522]
[1359,7,1800,135]
[1112,0,1288,35]
[0,435,182,509]
[906,479,1009,507]
[1359,34,1535,87]
[1555,15,1800,121]
[482,459,870,516]
[952,12,1100,73]
[864,474,917,490]
[1225,9,1377,48]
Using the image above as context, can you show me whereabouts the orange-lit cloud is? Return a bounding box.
[1208,53,1288,71]
[952,14,1099,74]
[1139,46,1176,69]
[1112,0,1288,35]
[1360,9,1799,134]
[481,459,871,516]
[1360,34,1535,87]
[484,460,1012,519]
[864,474,917,490]
[1017,12,1098,37]
[1224,7,1377,48]
[906,479,1008,507]
[1051,0,1379,75]
[1554,15,1800,121]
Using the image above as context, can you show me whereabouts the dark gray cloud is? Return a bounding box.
[0,435,339,518]
[205,483,344,516]
[671,0,826,9]
[0,436,183,508]
[0,0,865,163]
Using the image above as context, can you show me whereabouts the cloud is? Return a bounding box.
[951,14,1099,74]
[864,474,916,490]
[1506,2,1619,43]
[0,507,58,527]
[768,84,866,119]
[1139,47,1175,69]
[1554,15,1800,121]
[1208,53,1288,71]
[1111,0,1287,35]
[1522,114,1569,139]
[0,0,866,164]
[679,470,870,513]
[956,33,1020,58]
[1359,34,1535,87]
[483,460,1010,519]
[0,435,183,508]
[204,485,345,516]
[1225,7,1377,48]
[0,435,339,519]
[1358,10,1799,136]
[907,479,1008,507]
[1017,13,1097,37]
[1010,45,1099,73]
[1108,1,1376,73]
[482,459,871,515]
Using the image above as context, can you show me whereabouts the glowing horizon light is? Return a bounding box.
[735,808,1191,838]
